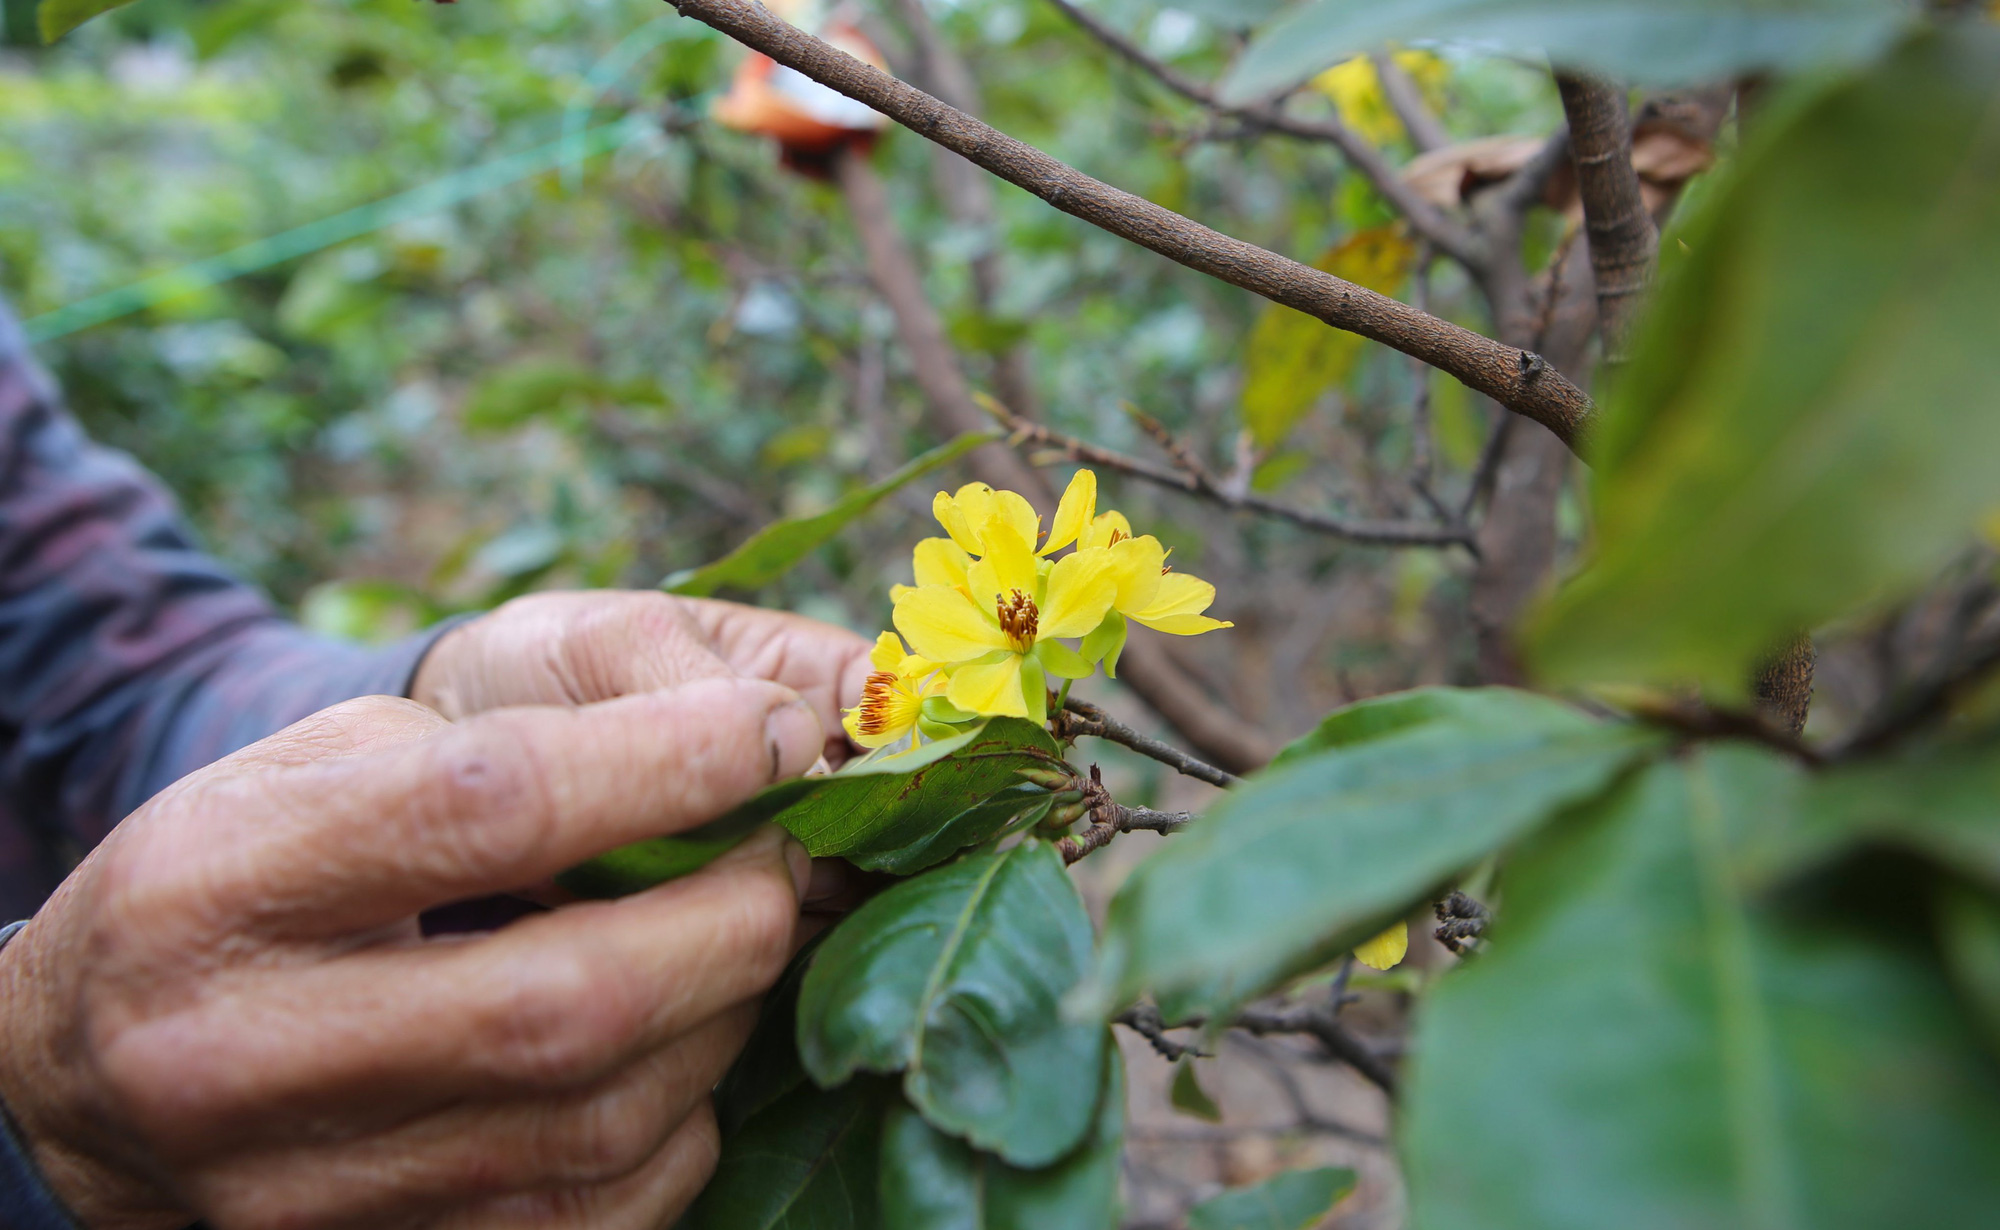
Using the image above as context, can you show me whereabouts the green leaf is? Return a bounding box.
[1241,228,1413,450]
[1144,0,1290,29]
[558,718,1066,896]
[1223,0,1908,103]
[714,937,822,1135]
[878,1047,1124,1230]
[1186,1167,1358,1230]
[663,432,996,597]
[1936,881,2000,1055]
[1528,30,2000,699]
[1267,685,1572,771]
[1169,1058,1223,1123]
[37,0,137,41]
[1089,689,1662,1019]
[1732,739,2000,893]
[798,840,1107,1167]
[680,1077,889,1230]
[1404,752,2000,1230]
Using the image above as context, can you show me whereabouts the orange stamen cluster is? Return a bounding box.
[850,670,904,739]
[996,590,1040,651]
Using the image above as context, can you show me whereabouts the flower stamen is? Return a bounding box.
[996,589,1040,652]
[852,670,908,739]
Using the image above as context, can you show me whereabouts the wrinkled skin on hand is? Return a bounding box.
[0,592,876,1229]
[412,591,876,769]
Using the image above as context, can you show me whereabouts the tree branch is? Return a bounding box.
[1115,1000,1397,1097]
[1042,0,1479,264]
[1554,72,1656,359]
[1371,52,1450,153]
[987,397,1475,550]
[1752,633,1817,736]
[665,0,1598,454]
[1056,696,1242,788]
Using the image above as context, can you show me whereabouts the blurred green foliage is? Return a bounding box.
[1,0,1556,687]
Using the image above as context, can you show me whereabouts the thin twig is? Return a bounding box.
[664,0,1600,453]
[1059,801,1195,864]
[1457,412,1515,523]
[1626,696,1824,766]
[1371,51,1450,153]
[1058,696,1241,788]
[1115,1003,1207,1061]
[1043,0,1479,265]
[992,398,1476,550]
[1405,251,1452,525]
[1155,1001,1398,1096]
[1836,628,2000,759]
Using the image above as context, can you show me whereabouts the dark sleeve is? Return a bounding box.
[0,304,453,916]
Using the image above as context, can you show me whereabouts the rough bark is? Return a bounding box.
[1754,633,1817,736]
[1555,73,1657,360]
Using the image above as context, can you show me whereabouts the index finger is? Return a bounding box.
[175,676,825,937]
[681,598,874,745]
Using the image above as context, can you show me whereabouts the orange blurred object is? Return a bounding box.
[713,5,889,175]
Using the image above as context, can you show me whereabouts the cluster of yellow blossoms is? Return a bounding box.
[842,469,1231,750]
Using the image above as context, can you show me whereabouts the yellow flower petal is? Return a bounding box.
[894,585,1008,664]
[980,515,1041,600]
[1130,570,1232,635]
[913,537,972,591]
[1105,534,1167,612]
[1044,469,1097,555]
[944,488,992,556]
[1134,611,1234,635]
[946,656,1030,717]
[868,631,907,672]
[1354,921,1408,971]
[1040,547,1118,639]
[1080,509,1133,550]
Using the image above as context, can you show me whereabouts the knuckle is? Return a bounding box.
[548,1077,669,1182]
[680,1099,722,1186]
[726,872,802,979]
[413,721,558,880]
[475,953,640,1089]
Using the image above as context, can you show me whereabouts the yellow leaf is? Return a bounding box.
[1241,227,1416,449]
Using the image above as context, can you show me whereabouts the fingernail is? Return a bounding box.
[764,699,823,782]
[783,836,812,901]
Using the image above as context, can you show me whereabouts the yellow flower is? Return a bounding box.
[1353,922,1409,972]
[893,515,1116,722]
[930,470,1100,558]
[840,632,943,748]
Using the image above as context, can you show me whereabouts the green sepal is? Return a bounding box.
[917,716,968,742]
[1035,638,1096,680]
[1080,611,1128,678]
[922,696,980,724]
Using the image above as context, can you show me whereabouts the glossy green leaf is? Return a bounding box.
[1405,752,2000,1230]
[680,1077,889,1230]
[558,718,1065,897]
[37,0,139,41]
[798,840,1107,1167]
[878,1047,1124,1230]
[1241,228,1412,450]
[1186,1167,1357,1230]
[1089,689,1662,1019]
[1529,30,2000,699]
[1224,0,1908,103]
[663,432,996,597]
[1169,1058,1223,1123]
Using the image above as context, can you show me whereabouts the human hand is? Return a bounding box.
[410,591,875,766]
[0,677,826,1230]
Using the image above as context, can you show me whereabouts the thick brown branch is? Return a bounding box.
[1056,697,1241,789]
[1555,73,1657,358]
[1043,0,1477,263]
[665,0,1598,453]
[989,398,1475,550]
